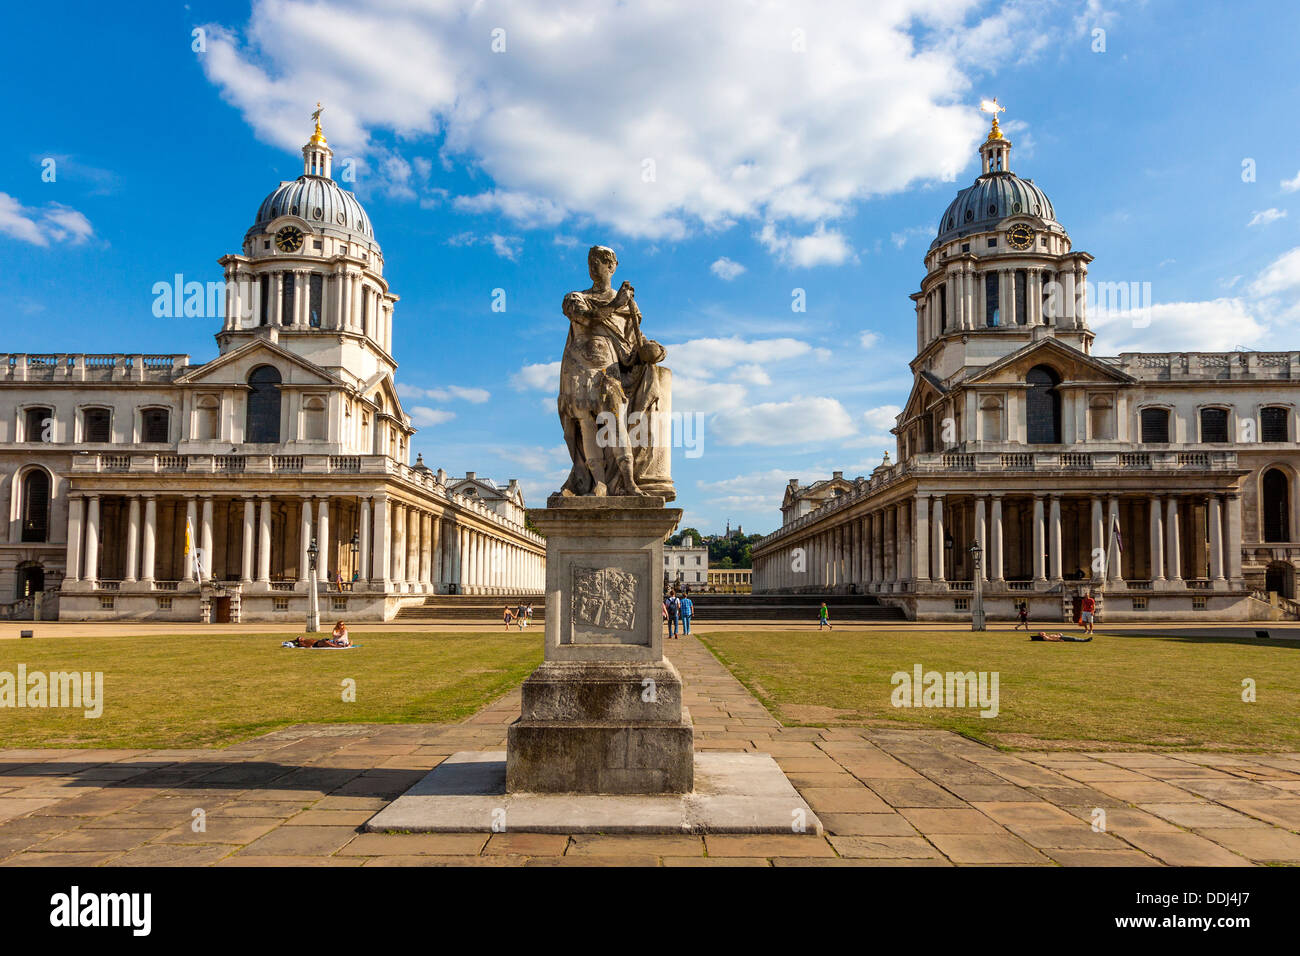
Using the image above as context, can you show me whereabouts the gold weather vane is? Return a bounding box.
[309,102,327,145]
[980,98,1006,139]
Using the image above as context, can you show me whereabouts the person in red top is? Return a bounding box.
[1079,591,1097,634]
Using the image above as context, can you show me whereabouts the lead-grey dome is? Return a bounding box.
[254,176,373,239]
[932,172,1058,249]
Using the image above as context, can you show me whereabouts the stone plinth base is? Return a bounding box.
[365,751,822,834]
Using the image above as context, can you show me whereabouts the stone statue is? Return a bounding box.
[557,245,674,501]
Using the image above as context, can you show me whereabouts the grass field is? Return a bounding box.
[698,628,1300,751]
[0,632,541,749]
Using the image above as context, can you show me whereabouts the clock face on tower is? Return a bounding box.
[1007,223,1034,250]
[275,226,304,252]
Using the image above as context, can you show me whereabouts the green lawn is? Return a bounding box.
[698,629,1300,751]
[0,632,541,749]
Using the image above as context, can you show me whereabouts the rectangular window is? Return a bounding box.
[332,598,347,611]
[24,407,52,442]
[1200,407,1229,443]
[142,408,169,443]
[985,273,1000,327]
[1132,596,1147,610]
[274,598,289,611]
[259,275,270,326]
[309,274,323,327]
[987,238,997,249]
[281,273,295,325]
[1261,407,1289,443]
[1140,408,1170,444]
[938,285,947,332]
[1014,270,1028,325]
[99,597,114,610]
[1192,596,1207,611]
[363,288,371,336]
[84,408,111,443]
[954,598,970,611]
[157,597,172,611]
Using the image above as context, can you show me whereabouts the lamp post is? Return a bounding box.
[970,542,986,631]
[349,532,360,588]
[306,536,320,634]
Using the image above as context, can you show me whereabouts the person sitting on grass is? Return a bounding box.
[1031,631,1092,643]
[319,620,351,647]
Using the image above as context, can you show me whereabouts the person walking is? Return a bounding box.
[524,602,533,627]
[503,606,514,629]
[1015,600,1029,631]
[818,601,832,630]
[666,593,681,639]
[515,602,526,630]
[680,594,694,635]
[1079,590,1097,635]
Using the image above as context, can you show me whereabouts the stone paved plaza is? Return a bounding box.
[1,635,1298,866]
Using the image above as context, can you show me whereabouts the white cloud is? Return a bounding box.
[1282,170,1300,192]
[1250,246,1300,297]
[447,231,522,260]
[397,383,491,403]
[695,468,794,514]
[198,0,1024,251]
[512,361,562,392]
[409,406,456,427]
[757,221,853,268]
[1090,298,1267,354]
[729,364,771,386]
[889,224,932,249]
[710,257,746,280]
[0,193,93,247]
[1248,208,1287,227]
[673,377,749,416]
[858,331,881,349]
[863,404,901,432]
[664,336,814,380]
[713,396,857,446]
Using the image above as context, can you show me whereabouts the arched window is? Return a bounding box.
[1026,365,1061,444]
[20,469,51,543]
[1140,407,1170,444]
[1089,395,1115,441]
[246,365,282,444]
[1262,468,1290,542]
[981,397,1004,442]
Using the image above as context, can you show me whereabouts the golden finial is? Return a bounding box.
[309,102,327,145]
[980,98,1006,139]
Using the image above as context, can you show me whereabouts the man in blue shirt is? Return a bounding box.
[680,595,694,635]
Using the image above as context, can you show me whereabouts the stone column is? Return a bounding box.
[1090,497,1104,581]
[318,497,331,582]
[257,497,272,584]
[932,496,946,583]
[84,495,100,583]
[371,495,391,587]
[142,496,157,584]
[974,497,987,582]
[125,496,141,583]
[406,506,420,591]
[201,497,214,580]
[358,497,372,582]
[1149,496,1165,585]
[897,502,911,591]
[272,272,284,326]
[241,498,255,584]
[990,495,1005,585]
[65,495,84,583]
[1166,497,1183,585]
[1107,497,1124,585]
[1209,496,1226,586]
[299,498,313,584]
[884,508,897,589]
[391,505,406,589]
[1032,495,1047,585]
[1227,494,1243,582]
[420,512,433,591]
[914,495,930,584]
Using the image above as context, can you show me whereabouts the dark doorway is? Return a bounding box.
[1265,562,1292,599]
[21,470,50,542]
[17,564,44,599]
[213,596,232,624]
[1262,468,1290,542]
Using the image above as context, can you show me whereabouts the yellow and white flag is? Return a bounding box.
[184,517,202,578]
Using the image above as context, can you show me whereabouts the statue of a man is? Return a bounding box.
[557,246,674,500]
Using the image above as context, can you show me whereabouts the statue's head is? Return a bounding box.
[587,245,618,282]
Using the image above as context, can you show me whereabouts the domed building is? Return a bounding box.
[0,112,544,622]
[753,109,1300,622]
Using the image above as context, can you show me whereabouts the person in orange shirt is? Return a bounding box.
[1079,591,1097,634]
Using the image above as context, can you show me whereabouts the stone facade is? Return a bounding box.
[752,118,1299,622]
[663,535,708,589]
[1,121,543,622]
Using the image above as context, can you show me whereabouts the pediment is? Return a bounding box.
[966,337,1135,386]
[176,339,341,389]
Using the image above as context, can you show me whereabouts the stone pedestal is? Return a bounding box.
[506,496,693,794]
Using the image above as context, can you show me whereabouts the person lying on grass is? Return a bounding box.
[1030,631,1093,643]
[287,620,352,648]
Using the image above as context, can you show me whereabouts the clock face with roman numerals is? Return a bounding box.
[275,226,304,252]
[1007,223,1034,250]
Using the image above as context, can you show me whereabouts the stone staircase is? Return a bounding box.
[395,593,547,622]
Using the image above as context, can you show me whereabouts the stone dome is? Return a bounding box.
[932,172,1058,249]
[254,176,373,239]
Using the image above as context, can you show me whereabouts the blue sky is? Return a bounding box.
[5,0,1300,535]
